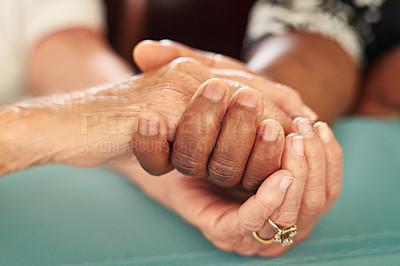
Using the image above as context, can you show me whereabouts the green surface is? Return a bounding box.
[0,117,399,265]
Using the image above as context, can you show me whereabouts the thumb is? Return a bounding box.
[133,40,186,72]
[232,170,293,234]
[133,39,248,72]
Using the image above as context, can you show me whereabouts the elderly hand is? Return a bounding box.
[53,56,295,169]
[131,78,285,190]
[118,43,343,256]
[0,53,297,175]
[128,40,324,190]
[114,90,342,256]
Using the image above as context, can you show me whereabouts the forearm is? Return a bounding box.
[0,76,147,176]
[28,28,133,95]
[0,105,54,175]
[246,31,360,122]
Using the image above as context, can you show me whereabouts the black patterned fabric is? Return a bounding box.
[245,0,400,64]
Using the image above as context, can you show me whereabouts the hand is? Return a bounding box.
[133,40,318,122]
[132,78,285,191]
[112,116,342,256]
[1,53,295,175]
[57,58,266,168]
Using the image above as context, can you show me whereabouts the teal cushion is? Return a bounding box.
[1,117,399,265]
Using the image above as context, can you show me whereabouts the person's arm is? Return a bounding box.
[4,55,296,176]
[2,56,193,175]
[242,0,368,123]
[356,44,400,117]
[245,31,360,123]
[0,77,138,176]
[28,28,133,95]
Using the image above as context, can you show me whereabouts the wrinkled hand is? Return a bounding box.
[129,40,318,186]
[111,41,342,256]
[113,111,342,256]
[63,50,301,168]
[129,52,304,141]
[132,79,285,190]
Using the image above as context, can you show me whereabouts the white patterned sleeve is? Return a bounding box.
[245,0,364,63]
[25,0,106,46]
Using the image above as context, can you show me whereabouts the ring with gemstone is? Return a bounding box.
[252,219,297,247]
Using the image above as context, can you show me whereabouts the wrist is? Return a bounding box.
[48,77,145,167]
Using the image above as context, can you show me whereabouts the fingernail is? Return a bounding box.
[159,39,174,46]
[294,117,314,138]
[237,92,258,108]
[262,120,279,141]
[291,135,304,155]
[138,119,159,136]
[202,82,226,101]
[279,176,293,192]
[316,122,333,143]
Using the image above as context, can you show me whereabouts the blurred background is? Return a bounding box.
[105,0,256,65]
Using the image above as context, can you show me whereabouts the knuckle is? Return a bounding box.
[242,176,264,192]
[227,117,256,135]
[262,158,281,172]
[238,209,268,233]
[254,194,280,217]
[208,169,241,187]
[239,221,257,234]
[273,209,298,227]
[208,159,242,187]
[276,215,297,228]
[307,148,325,162]
[253,152,281,166]
[171,149,203,177]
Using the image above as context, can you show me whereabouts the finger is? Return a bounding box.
[212,69,317,121]
[293,118,327,223]
[218,82,294,133]
[131,110,172,175]
[257,133,307,239]
[133,39,248,72]
[242,119,284,192]
[215,75,299,133]
[207,88,264,188]
[235,170,294,234]
[314,122,343,209]
[171,79,230,177]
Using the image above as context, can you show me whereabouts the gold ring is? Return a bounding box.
[252,219,297,246]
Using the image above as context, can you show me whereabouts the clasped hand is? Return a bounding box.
[112,41,343,256]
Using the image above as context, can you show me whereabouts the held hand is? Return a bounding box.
[57,55,291,168]
[115,116,342,256]
[132,79,284,190]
